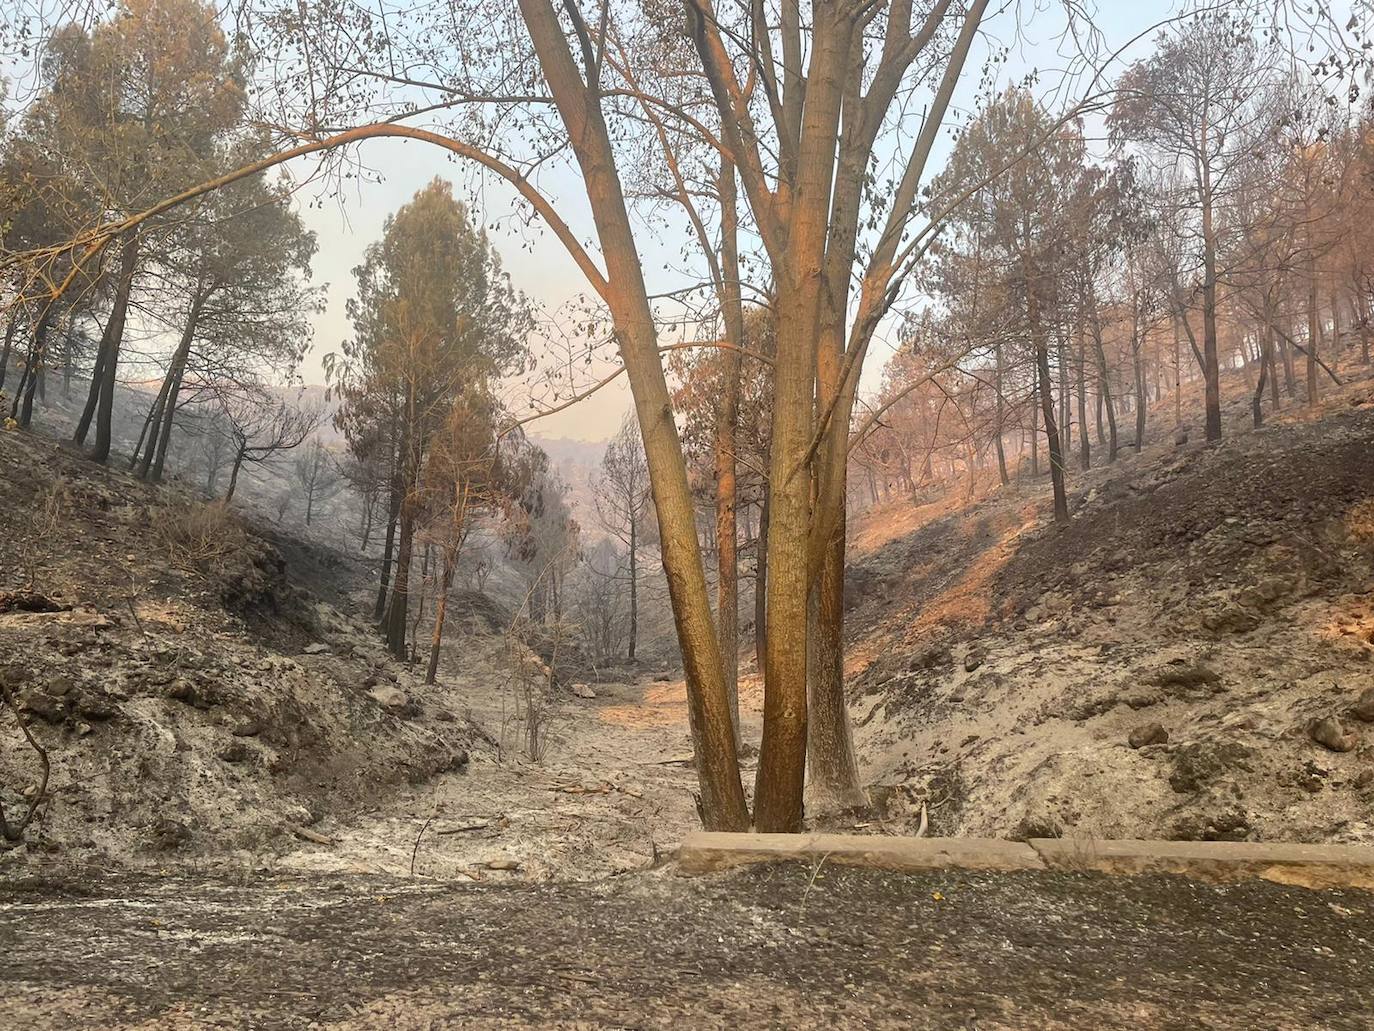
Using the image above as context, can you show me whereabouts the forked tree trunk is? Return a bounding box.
[147,294,204,482]
[224,449,246,503]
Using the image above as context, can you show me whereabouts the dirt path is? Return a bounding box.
[273,643,767,881]
[3,865,1371,1029]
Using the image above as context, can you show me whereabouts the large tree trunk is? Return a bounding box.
[805,513,865,812]
[521,0,747,830]
[89,231,141,463]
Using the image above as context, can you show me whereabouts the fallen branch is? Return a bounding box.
[0,673,50,844]
[435,821,491,835]
[289,823,335,846]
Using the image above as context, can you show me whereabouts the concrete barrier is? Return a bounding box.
[677,832,1044,875]
[1029,837,1374,890]
[676,833,1374,889]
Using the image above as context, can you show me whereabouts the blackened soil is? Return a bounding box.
[1,865,1371,1029]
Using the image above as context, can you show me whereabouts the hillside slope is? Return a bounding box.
[846,371,1374,845]
[0,430,490,863]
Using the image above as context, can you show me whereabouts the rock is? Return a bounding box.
[302,642,330,655]
[369,685,409,713]
[149,818,191,851]
[483,854,521,871]
[1307,716,1359,753]
[22,691,68,724]
[1128,723,1169,749]
[231,721,262,737]
[1350,687,1374,723]
[1169,739,1254,794]
[47,675,77,697]
[909,646,952,671]
[571,682,596,699]
[217,741,252,763]
[75,721,93,737]
[1168,807,1250,842]
[963,652,983,673]
[75,694,118,721]
[1201,605,1261,635]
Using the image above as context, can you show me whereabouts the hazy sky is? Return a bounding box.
[7,2,1321,442]
[287,2,1180,442]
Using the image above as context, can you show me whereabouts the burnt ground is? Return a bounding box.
[2,865,1371,1030]
[843,362,1374,843]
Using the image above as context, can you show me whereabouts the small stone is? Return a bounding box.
[571,682,596,699]
[369,685,409,713]
[47,676,76,697]
[23,691,68,724]
[1308,717,1359,753]
[963,653,983,673]
[76,695,118,721]
[1128,723,1169,749]
[217,741,252,764]
[1350,687,1374,723]
[302,643,330,655]
[149,818,191,851]
[75,721,93,737]
[483,854,521,871]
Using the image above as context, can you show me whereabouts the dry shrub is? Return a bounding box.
[161,500,247,572]
[22,478,69,589]
[1345,499,1374,546]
